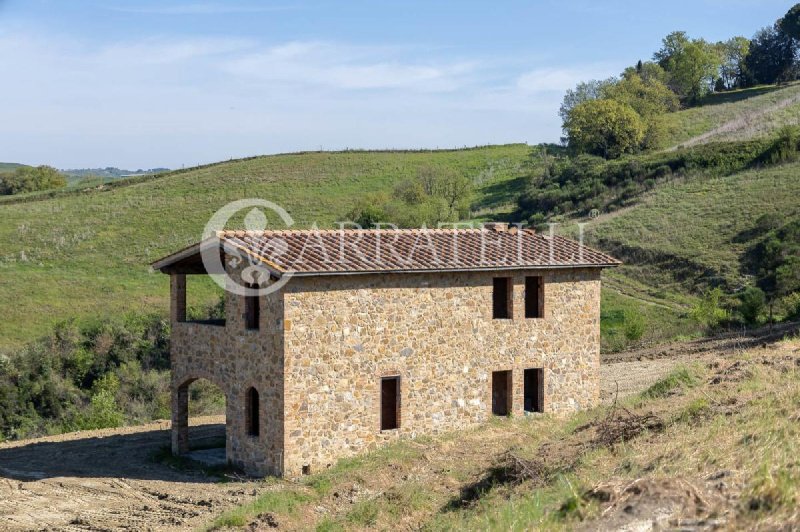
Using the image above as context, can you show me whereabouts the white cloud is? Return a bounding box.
[223,41,477,92]
[0,30,624,167]
[516,65,619,93]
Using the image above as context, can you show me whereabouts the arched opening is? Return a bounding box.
[245,387,260,437]
[172,377,227,466]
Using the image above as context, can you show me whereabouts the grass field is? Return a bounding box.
[586,162,800,295]
[0,145,533,349]
[204,337,800,530]
[663,82,800,147]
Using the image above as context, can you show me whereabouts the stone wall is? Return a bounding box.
[169,265,286,476]
[169,262,602,478]
[281,268,601,477]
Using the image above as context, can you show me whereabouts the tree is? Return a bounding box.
[558,78,616,123]
[623,61,671,85]
[0,165,66,195]
[746,23,799,85]
[780,3,800,39]
[603,72,679,148]
[718,36,751,89]
[656,32,722,102]
[563,99,646,159]
[654,31,690,67]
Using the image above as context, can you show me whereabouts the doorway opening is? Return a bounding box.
[524,368,544,413]
[491,370,512,416]
[173,377,227,467]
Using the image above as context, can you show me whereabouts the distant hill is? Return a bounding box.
[0,145,533,349]
[60,167,170,178]
[0,162,30,174]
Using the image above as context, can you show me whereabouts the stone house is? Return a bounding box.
[152,225,619,477]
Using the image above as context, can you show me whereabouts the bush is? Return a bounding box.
[623,310,646,342]
[0,309,217,440]
[690,287,729,330]
[738,286,766,325]
[517,137,776,220]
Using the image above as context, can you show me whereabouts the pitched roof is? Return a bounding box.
[152,228,620,276]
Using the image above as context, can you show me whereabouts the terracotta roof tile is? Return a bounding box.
[201,228,620,275]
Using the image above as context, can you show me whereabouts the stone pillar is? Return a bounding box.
[171,383,190,454]
[171,273,186,323]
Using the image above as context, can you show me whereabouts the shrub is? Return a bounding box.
[623,310,646,342]
[690,287,729,329]
[738,286,766,324]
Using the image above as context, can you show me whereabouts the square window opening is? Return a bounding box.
[492,277,513,319]
[524,368,544,413]
[380,376,400,430]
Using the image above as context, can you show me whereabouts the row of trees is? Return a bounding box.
[560,3,800,159]
[0,165,66,195]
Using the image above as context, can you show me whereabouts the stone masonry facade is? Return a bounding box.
[168,259,602,478]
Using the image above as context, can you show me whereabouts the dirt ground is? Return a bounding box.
[0,324,796,531]
[0,417,278,531]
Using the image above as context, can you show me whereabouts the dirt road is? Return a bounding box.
[1,324,796,531]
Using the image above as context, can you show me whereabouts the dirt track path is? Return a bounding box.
[0,416,277,531]
[1,322,797,531]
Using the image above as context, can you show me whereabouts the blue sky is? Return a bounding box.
[0,0,789,168]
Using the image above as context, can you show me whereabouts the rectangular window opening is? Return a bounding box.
[244,284,260,330]
[246,387,260,436]
[491,370,513,416]
[380,376,400,430]
[525,276,544,318]
[492,277,513,319]
[524,368,544,413]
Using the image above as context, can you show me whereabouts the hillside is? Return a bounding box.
[664,82,800,148]
[0,163,28,174]
[586,162,800,296]
[0,145,532,349]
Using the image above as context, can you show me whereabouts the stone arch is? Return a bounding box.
[171,373,228,456]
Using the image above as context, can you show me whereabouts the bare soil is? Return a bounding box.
[0,416,278,531]
[0,323,796,531]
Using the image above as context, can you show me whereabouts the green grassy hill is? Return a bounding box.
[0,146,532,349]
[3,84,799,352]
[0,162,29,174]
[664,82,800,148]
[586,161,800,296]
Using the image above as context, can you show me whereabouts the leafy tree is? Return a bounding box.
[717,36,752,89]
[623,61,671,85]
[0,165,66,195]
[656,32,721,102]
[558,78,616,123]
[563,99,645,159]
[738,286,766,324]
[654,31,691,67]
[746,23,799,84]
[780,3,800,39]
[603,72,679,148]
